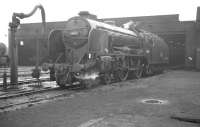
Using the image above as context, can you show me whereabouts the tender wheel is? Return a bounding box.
[134,60,144,79]
[118,68,129,81]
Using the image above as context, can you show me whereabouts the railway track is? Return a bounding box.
[0,66,49,78]
[0,82,84,99]
[0,83,85,112]
[0,72,49,78]
[0,86,58,99]
[0,77,50,86]
[0,67,184,112]
[0,89,75,111]
[0,67,82,111]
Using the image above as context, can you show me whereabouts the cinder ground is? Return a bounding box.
[0,70,200,127]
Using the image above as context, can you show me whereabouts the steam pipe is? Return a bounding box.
[13,4,46,34]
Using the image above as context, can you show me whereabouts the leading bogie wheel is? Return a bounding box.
[56,72,72,88]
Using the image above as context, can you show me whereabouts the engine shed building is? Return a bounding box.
[16,8,200,69]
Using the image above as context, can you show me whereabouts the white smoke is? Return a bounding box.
[123,21,134,29]
[75,72,99,80]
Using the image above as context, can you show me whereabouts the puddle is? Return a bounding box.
[140,98,169,105]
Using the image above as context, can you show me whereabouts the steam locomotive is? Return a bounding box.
[0,43,8,66]
[0,43,7,56]
[44,15,169,87]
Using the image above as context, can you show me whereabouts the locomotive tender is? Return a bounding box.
[46,15,169,87]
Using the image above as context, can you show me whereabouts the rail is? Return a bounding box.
[0,77,50,86]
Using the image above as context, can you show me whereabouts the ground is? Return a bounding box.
[0,70,200,127]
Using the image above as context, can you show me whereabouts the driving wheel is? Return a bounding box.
[118,68,129,81]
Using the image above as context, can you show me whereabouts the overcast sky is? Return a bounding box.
[0,0,199,46]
